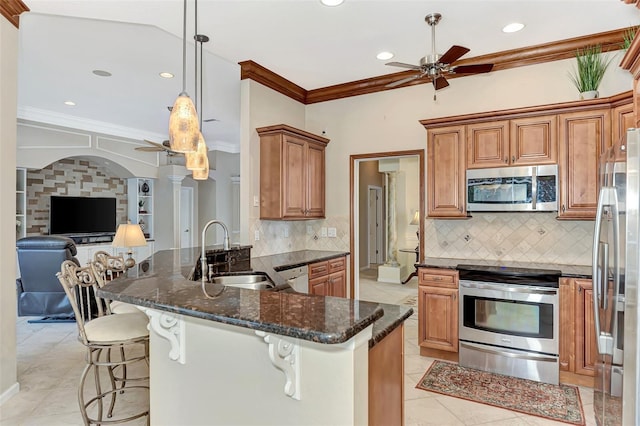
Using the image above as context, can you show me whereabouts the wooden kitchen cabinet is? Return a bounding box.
[308,256,346,297]
[558,109,610,220]
[559,277,598,385]
[369,324,404,426]
[466,116,557,169]
[418,268,459,355]
[257,124,330,220]
[426,126,467,218]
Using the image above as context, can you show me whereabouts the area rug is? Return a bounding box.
[416,361,585,425]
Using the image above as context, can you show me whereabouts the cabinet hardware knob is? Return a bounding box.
[512,156,515,162]
[579,286,582,293]
[504,157,508,163]
[562,204,566,213]
[453,293,457,300]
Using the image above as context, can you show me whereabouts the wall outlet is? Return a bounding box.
[254,230,260,241]
[307,225,313,235]
[284,228,289,238]
[320,227,327,237]
[253,195,260,207]
[327,227,337,238]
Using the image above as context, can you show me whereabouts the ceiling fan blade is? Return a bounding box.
[386,73,422,88]
[433,76,450,90]
[143,139,167,149]
[451,64,494,74]
[439,45,470,65]
[135,147,163,152]
[385,62,420,70]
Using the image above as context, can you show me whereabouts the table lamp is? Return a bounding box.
[410,211,420,251]
[112,221,147,268]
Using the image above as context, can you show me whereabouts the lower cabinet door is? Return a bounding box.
[328,270,346,298]
[418,285,459,352]
[309,276,329,296]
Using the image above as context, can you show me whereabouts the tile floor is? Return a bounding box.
[0,271,596,425]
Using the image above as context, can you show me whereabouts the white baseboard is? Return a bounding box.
[0,382,20,406]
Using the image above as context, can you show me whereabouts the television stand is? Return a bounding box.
[65,234,114,245]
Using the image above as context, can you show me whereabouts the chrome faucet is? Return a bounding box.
[200,220,230,283]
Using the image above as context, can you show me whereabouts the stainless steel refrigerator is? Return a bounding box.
[592,128,640,426]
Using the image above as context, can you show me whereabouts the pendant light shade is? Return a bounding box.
[192,153,209,180]
[168,93,200,153]
[185,133,208,170]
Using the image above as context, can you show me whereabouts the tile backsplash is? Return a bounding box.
[424,212,593,266]
[250,216,350,257]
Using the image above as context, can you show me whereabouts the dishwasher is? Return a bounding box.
[277,266,309,293]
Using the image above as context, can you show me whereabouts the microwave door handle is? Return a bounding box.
[531,167,537,210]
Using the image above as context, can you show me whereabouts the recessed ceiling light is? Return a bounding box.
[376,51,394,61]
[502,22,525,33]
[64,101,76,106]
[320,0,344,6]
[159,72,174,79]
[92,69,112,77]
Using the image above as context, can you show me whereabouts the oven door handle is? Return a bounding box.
[460,341,558,363]
[459,280,558,295]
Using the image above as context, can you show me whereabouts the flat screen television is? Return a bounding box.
[49,196,117,236]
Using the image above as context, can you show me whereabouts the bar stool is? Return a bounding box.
[57,260,149,425]
[91,254,142,315]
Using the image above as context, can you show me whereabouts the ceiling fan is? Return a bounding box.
[134,139,184,156]
[385,13,494,98]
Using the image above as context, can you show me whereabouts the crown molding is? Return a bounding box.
[239,60,306,104]
[240,28,628,105]
[0,0,28,28]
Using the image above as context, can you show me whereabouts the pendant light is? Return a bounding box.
[168,0,200,153]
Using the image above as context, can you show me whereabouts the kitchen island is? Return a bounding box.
[98,247,412,426]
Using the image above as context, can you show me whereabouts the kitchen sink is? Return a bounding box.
[211,273,275,290]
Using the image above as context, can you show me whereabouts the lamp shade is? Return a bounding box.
[410,211,420,225]
[112,223,147,248]
[185,134,208,171]
[168,93,200,153]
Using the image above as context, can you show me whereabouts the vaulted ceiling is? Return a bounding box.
[13,1,640,151]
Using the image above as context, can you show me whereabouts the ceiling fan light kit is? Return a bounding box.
[168,0,200,153]
[385,12,494,99]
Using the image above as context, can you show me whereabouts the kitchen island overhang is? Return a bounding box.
[97,247,410,425]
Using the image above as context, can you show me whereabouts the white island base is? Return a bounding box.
[146,308,372,426]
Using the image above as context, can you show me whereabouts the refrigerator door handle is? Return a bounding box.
[600,242,608,311]
[592,187,614,356]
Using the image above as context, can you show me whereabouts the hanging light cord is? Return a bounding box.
[194,0,198,111]
[181,0,188,93]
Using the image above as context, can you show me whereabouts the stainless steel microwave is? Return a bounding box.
[466,165,558,212]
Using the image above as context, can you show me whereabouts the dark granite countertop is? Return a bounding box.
[417,257,592,278]
[97,247,411,346]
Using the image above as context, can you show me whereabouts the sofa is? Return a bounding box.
[16,235,80,318]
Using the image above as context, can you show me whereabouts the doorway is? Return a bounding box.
[349,150,425,301]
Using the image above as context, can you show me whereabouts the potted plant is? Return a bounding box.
[568,44,612,100]
[138,199,146,213]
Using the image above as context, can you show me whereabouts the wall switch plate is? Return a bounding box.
[254,230,260,241]
[328,227,337,238]
[253,195,260,207]
[284,228,289,238]
[320,227,327,237]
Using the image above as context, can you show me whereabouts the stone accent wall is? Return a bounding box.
[26,158,128,235]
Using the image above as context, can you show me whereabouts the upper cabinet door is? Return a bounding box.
[305,141,326,219]
[558,109,610,219]
[427,125,467,218]
[282,136,307,218]
[510,115,558,166]
[466,121,509,169]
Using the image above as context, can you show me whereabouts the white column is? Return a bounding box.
[168,175,185,249]
[385,171,399,266]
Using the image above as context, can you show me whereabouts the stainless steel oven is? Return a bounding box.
[457,265,561,385]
